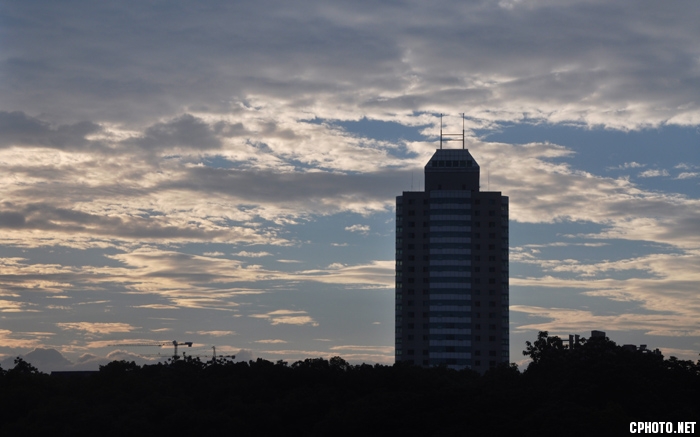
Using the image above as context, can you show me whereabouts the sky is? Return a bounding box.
[0,0,698,371]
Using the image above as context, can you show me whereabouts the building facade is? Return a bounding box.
[395,149,509,372]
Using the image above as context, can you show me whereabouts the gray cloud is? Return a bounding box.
[0,111,102,149]
[0,203,237,241]
[164,166,411,206]
[2,1,699,127]
[126,114,223,152]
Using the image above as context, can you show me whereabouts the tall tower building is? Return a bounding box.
[395,148,509,373]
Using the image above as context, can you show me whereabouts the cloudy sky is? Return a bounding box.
[1,0,699,371]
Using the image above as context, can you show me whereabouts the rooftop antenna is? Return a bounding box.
[439,113,466,149]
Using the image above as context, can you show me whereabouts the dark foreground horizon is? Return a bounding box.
[1,332,698,436]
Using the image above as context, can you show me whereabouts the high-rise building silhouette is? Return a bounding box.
[395,148,509,372]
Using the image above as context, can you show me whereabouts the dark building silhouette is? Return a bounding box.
[395,148,509,372]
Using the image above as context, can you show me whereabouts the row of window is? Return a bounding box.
[430,159,474,168]
[398,242,503,250]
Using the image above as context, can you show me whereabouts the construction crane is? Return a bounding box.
[108,340,193,360]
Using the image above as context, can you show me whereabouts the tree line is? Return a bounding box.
[0,332,697,436]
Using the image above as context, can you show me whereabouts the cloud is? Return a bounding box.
[609,162,645,170]
[638,169,669,178]
[510,249,700,347]
[345,224,370,234]
[5,1,700,131]
[255,339,287,344]
[250,309,319,327]
[512,305,700,338]
[293,260,394,287]
[233,251,272,257]
[0,111,103,150]
[56,322,138,334]
[0,329,53,349]
[0,299,31,312]
[196,330,236,337]
[125,114,223,152]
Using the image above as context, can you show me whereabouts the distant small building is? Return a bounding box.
[567,330,661,355]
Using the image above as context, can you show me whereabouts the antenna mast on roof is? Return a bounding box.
[439,113,465,149]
